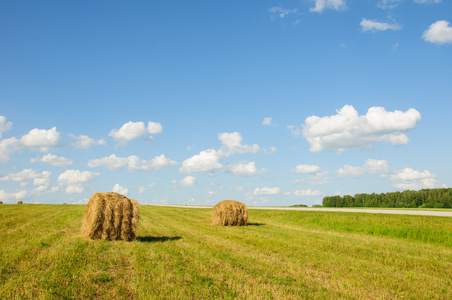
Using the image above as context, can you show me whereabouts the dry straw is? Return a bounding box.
[17,201,23,204]
[81,192,139,241]
[212,200,248,226]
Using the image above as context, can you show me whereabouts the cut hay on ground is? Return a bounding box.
[81,192,139,241]
[212,200,248,226]
[17,201,23,204]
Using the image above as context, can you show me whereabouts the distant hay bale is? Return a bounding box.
[0,201,3,204]
[212,200,248,226]
[17,201,23,204]
[81,192,140,241]
[63,203,67,205]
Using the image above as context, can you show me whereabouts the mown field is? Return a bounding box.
[1,205,452,299]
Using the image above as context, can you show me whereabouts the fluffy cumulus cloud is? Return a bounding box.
[69,134,106,149]
[423,20,452,44]
[20,127,60,152]
[360,18,401,32]
[0,189,28,201]
[180,149,223,173]
[302,105,421,153]
[179,176,196,187]
[1,169,51,185]
[0,137,20,162]
[294,164,321,174]
[253,187,280,195]
[230,161,266,176]
[337,159,390,177]
[310,0,346,13]
[88,154,177,171]
[57,170,99,194]
[147,121,163,134]
[108,121,147,142]
[112,183,128,195]
[218,132,260,157]
[294,189,323,197]
[0,116,12,138]
[31,154,73,167]
[391,168,440,190]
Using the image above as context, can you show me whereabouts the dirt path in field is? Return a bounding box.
[155,205,452,217]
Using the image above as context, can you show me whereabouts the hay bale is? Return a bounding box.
[212,200,248,226]
[0,201,3,204]
[63,203,67,205]
[17,201,23,204]
[81,192,139,241]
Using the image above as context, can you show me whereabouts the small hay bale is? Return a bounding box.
[17,201,23,204]
[63,203,67,205]
[212,200,248,226]
[0,201,3,204]
[81,192,139,241]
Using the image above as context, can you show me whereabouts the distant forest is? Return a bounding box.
[322,188,452,208]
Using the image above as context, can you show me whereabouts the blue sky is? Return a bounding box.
[1,0,451,206]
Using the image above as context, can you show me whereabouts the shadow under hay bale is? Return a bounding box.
[212,200,248,226]
[17,201,23,204]
[81,192,139,241]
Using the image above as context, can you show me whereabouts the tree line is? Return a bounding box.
[322,188,452,208]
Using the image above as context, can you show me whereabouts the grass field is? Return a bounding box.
[1,204,452,299]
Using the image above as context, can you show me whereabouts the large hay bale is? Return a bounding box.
[81,192,139,241]
[17,201,23,204]
[0,201,3,204]
[212,200,248,226]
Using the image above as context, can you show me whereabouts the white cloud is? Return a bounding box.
[88,154,177,171]
[377,0,402,9]
[218,132,260,157]
[20,127,60,152]
[31,154,73,167]
[294,164,321,174]
[179,176,196,187]
[360,18,401,32]
[391,168,440,190]
[57,170,99,194]
[337,165,366,177]
[262,117,272,126]
[0,116,12,138]
[108,121,147,143]
[302,105,421,152]
[180,149,223,173]
[127,154,177,171]
[269,7,297,19]
[0,169,51,185]
[69,134,106,149]
[423,20,452,44]
[364,159,390,174]
[112,183,128,195]
[147,121,163,134]
[310,0,346,13]
[294,189,322,197]
[254,187,280,195]
[230,161,266,176]
[337,159,390,177]
[0,189,28,201]
[0,137,20,162]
